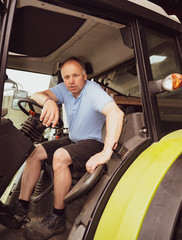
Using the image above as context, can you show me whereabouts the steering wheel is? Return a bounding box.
[18,98,63,128]
[18,98,42,116]
[17,98,64,143]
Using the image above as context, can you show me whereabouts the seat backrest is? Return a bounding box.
[102,112,147,156]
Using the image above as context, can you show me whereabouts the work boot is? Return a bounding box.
[23,211,66,240]
[10,200,29,227]
[0,201,21,229]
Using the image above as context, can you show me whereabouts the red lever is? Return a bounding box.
[29,110,36,116]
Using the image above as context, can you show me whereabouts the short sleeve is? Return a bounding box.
[50,83,68,104]
[87,82,114,113]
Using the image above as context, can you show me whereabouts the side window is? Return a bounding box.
[146,29,181,80]
[145,28,182,134]
[99,61,140,98]
[96,60,141,113]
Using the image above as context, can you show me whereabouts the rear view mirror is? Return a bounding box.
[149,73,182,95]
[12,90,28,110]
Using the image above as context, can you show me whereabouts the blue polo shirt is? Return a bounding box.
[50,80,113,142]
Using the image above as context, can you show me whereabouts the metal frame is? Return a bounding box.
[0,0,16,121]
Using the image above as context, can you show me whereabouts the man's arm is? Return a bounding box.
[86,101,124,174]
[31,89,59,127]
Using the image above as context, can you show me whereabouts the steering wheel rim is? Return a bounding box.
[18,98,42,116]
[18,98,64,128]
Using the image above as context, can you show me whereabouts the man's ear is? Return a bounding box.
[84,72,87,81]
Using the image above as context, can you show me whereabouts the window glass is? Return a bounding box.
[145,28,182,134]
[3,69,52,129]
[146,29,181,80]
[96,58,142,113]
[157,89,182,123]
[98,60,140,98]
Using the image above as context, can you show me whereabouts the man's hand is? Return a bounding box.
[85,150,112,174]
[40,99,59,128]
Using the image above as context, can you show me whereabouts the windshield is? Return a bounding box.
[3,69,52,129]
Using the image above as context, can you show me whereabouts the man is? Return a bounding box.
[11,57,124,239]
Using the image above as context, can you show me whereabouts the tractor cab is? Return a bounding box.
[0,0,182,239]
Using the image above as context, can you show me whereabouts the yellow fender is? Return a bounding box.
[94,130,182,240]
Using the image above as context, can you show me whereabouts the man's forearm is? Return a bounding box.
[103,104,124,160]
[30,90,59,127]
[85,105,124,174]
[31,90,58,106]
[31,92,49,106]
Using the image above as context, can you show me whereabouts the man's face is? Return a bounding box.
[61,60,87,98]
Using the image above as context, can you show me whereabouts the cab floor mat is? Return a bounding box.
[0,217,71,240]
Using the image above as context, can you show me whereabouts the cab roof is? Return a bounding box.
[7,0,181,76]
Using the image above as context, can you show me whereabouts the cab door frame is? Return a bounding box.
[0,0,16,120]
